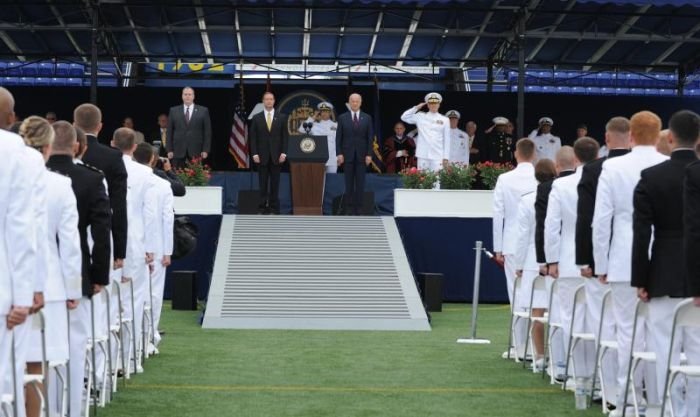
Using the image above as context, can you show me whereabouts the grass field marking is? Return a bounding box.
[127,383,560,395]
[443,305,510,312]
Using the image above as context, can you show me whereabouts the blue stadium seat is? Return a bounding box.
[55,63,69,76]
[38,63,54,76]
[69,64,84,77]
[21,65,38,77]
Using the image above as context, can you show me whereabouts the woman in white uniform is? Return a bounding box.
[20,116,82,417]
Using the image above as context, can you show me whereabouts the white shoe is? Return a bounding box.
[532,358,546,372]
[147,343,159,356]
[501,348,515,359]
[609,406,644,417]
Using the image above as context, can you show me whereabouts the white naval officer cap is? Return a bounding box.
[425,92,442,104]
[539,117,554,126]
[317,101,333,111]
[446,110,461,119]
[492,116,509,125]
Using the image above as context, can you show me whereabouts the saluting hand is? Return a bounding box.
[416,102,427,110]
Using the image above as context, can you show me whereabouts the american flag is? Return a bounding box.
[228,76,249,169]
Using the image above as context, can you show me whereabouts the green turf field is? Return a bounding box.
[101,303,602,417]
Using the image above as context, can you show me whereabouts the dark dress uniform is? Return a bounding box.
[480,130,515,164]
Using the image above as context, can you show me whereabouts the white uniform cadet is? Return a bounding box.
[144,172,174,349]
[0,130,35,399]
[514,191,547,310]
[121,154,157,369]
[529,117,561,161]
[445,110,470,165]
[10,146,49,417]
[298,101,338,173]
[593,145,667,409]
[26,171,82,363]
[545,168,594,378]
[400,92,451,173]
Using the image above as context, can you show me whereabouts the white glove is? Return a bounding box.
[396,150,404,158]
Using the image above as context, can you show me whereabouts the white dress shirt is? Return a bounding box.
[492,162,537,255]
[545,168,583,277]
[592,145,668,281]
[401,107,451,161]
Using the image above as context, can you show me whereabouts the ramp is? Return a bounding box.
[203,215,430,331]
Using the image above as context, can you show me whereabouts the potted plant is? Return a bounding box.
[476,161,515,190]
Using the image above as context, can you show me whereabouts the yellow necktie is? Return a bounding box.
[266,112,272,131]
[161,129,166,147]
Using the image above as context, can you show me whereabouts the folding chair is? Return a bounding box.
[621,299,655,417]
[563,284,590,391]
[143,268,156,360]
[114,279,137,379]
[660,298,700,417]
[507,275,527,362]
[523,275,549,371]
[590,289,617,412]
[25,311,48,417]
[543,276,584,385]
[105,286,123,394]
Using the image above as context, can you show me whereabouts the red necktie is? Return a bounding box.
[185,106,191,124]
[353,113,359,128]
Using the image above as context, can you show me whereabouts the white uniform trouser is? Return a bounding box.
[0,315,8,397]
[610,282,658,407]
[151,257,167,346]
[586,279,617,401]
[123,265,148,368]
[92,287,110,387]
[69,297,90,417]
[417,158,442,189]
[649,297,700,417]
[7,317,31,417]
[548,285,566,375]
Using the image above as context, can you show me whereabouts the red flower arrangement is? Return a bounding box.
[476,161,514,190]
[175,157,212,186]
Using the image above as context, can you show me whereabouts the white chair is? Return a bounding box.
[0,393,13,417]
[590,289,617,413]
[523,275,550,372]
[507,275,528,362]
[563,284,590,391]
[660,298,700,417]
[25,311,48,417]
[543,276,584,385]
[621,299,655,417]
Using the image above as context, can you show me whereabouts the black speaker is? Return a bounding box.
[332,192,375,215]
[416,272,443,312]
[238,190,259,214]
[171,270,197,310]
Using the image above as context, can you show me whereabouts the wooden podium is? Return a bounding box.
[287,134,329,215]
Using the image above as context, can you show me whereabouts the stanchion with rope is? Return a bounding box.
[457,240,491,345]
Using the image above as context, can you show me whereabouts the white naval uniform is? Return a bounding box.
[299,117,338,173]
[514,191,547,310]
[27,172,82,363]
[0,131,36,398]
[592,145,668,407]
[9,147,49,417]
[400,107,451,172]
[492,162,538,301]
[448,128,470,165]
[121,155,157,368]
[545,168,594,378]
[528,130,562,162]
[144,172,174,346]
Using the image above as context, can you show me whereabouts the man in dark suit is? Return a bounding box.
[634,110,700,413]
[575,117,630,277]
[47,121,111,417]
[166,87,212,168]
[335,93,373,215]
[249,91,289,214]
[534,147,575,274]
[74,103,128,268]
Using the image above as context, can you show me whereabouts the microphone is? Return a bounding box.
[483,249,504,269]
[302,122,313,134]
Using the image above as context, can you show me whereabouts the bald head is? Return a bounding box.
[73,103,103,135]
[0,87,16,129]
[555,146,576,172]
[51,121,77,155]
